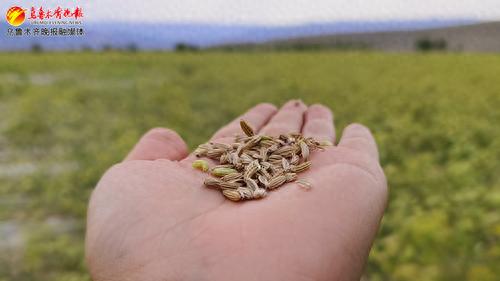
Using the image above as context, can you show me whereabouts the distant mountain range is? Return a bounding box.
[243,21,500,52]
[0,19,475,51]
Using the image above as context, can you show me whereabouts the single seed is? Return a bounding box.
[282,157,290,171]
[258,174,269,186]
[273,145,294,156]
[212,167,239,177]
[220,153,231,164]
[212,142,232,150]
[206,148,225,159]
[204,177,221,187]
[221,172,243,181]
[222,189,241,201]
[192,160,209,172]
[211,164,234,170]
[237,187,254,199]
[267,175,287,190]
[290,161,311,173]
[290,154,300,165]
[245,178,259,190]
[240,119,255,137]
[285,173,297,182]
[252,188,267,199]
[300,141,310,160]
[219,181,241,189]
[243,160,260,178]
[269,154,282,161]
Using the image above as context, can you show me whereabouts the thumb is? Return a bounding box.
[125,127,189,161]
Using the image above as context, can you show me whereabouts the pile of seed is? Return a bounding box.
[192,120,331,201]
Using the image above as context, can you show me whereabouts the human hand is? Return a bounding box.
[85,100,388,281]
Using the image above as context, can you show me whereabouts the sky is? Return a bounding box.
[2,0,500,25]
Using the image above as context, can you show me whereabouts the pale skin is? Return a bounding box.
[85,100,388,281]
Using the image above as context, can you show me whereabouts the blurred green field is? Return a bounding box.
[0,51,499,281]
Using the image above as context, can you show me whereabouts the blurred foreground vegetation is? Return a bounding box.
[0,52,499,281]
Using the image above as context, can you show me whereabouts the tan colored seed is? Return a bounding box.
[245,178,259,190]
[299,141,310,160]
[235,135,252,143]
[204,177,221,187]
[212,142,232,150]
[269,154,282,161]
[219,153,231,164]
[273,145,294,156]
[212,164,234,170]
[241,135,262,152]
[252,188,267,199]
[222,189,241,201]
[281,157,290,171]
[290,161,311,173]
[237,187,253,199]
[258,174,269,186]
[260,161,271,170]
[240,153,253,164]
[285,173,297,182]
[267,175,287,190]
[243,160,260,178]
[219,181,241,189]
[290,154,300,165]
[222,172,243,181]
[260,139,276,147]
[240,119,255,137]
[206,148,225,159]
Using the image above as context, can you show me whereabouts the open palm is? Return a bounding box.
[85,101,387,281]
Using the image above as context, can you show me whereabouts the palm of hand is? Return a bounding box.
[86,101,387,281]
